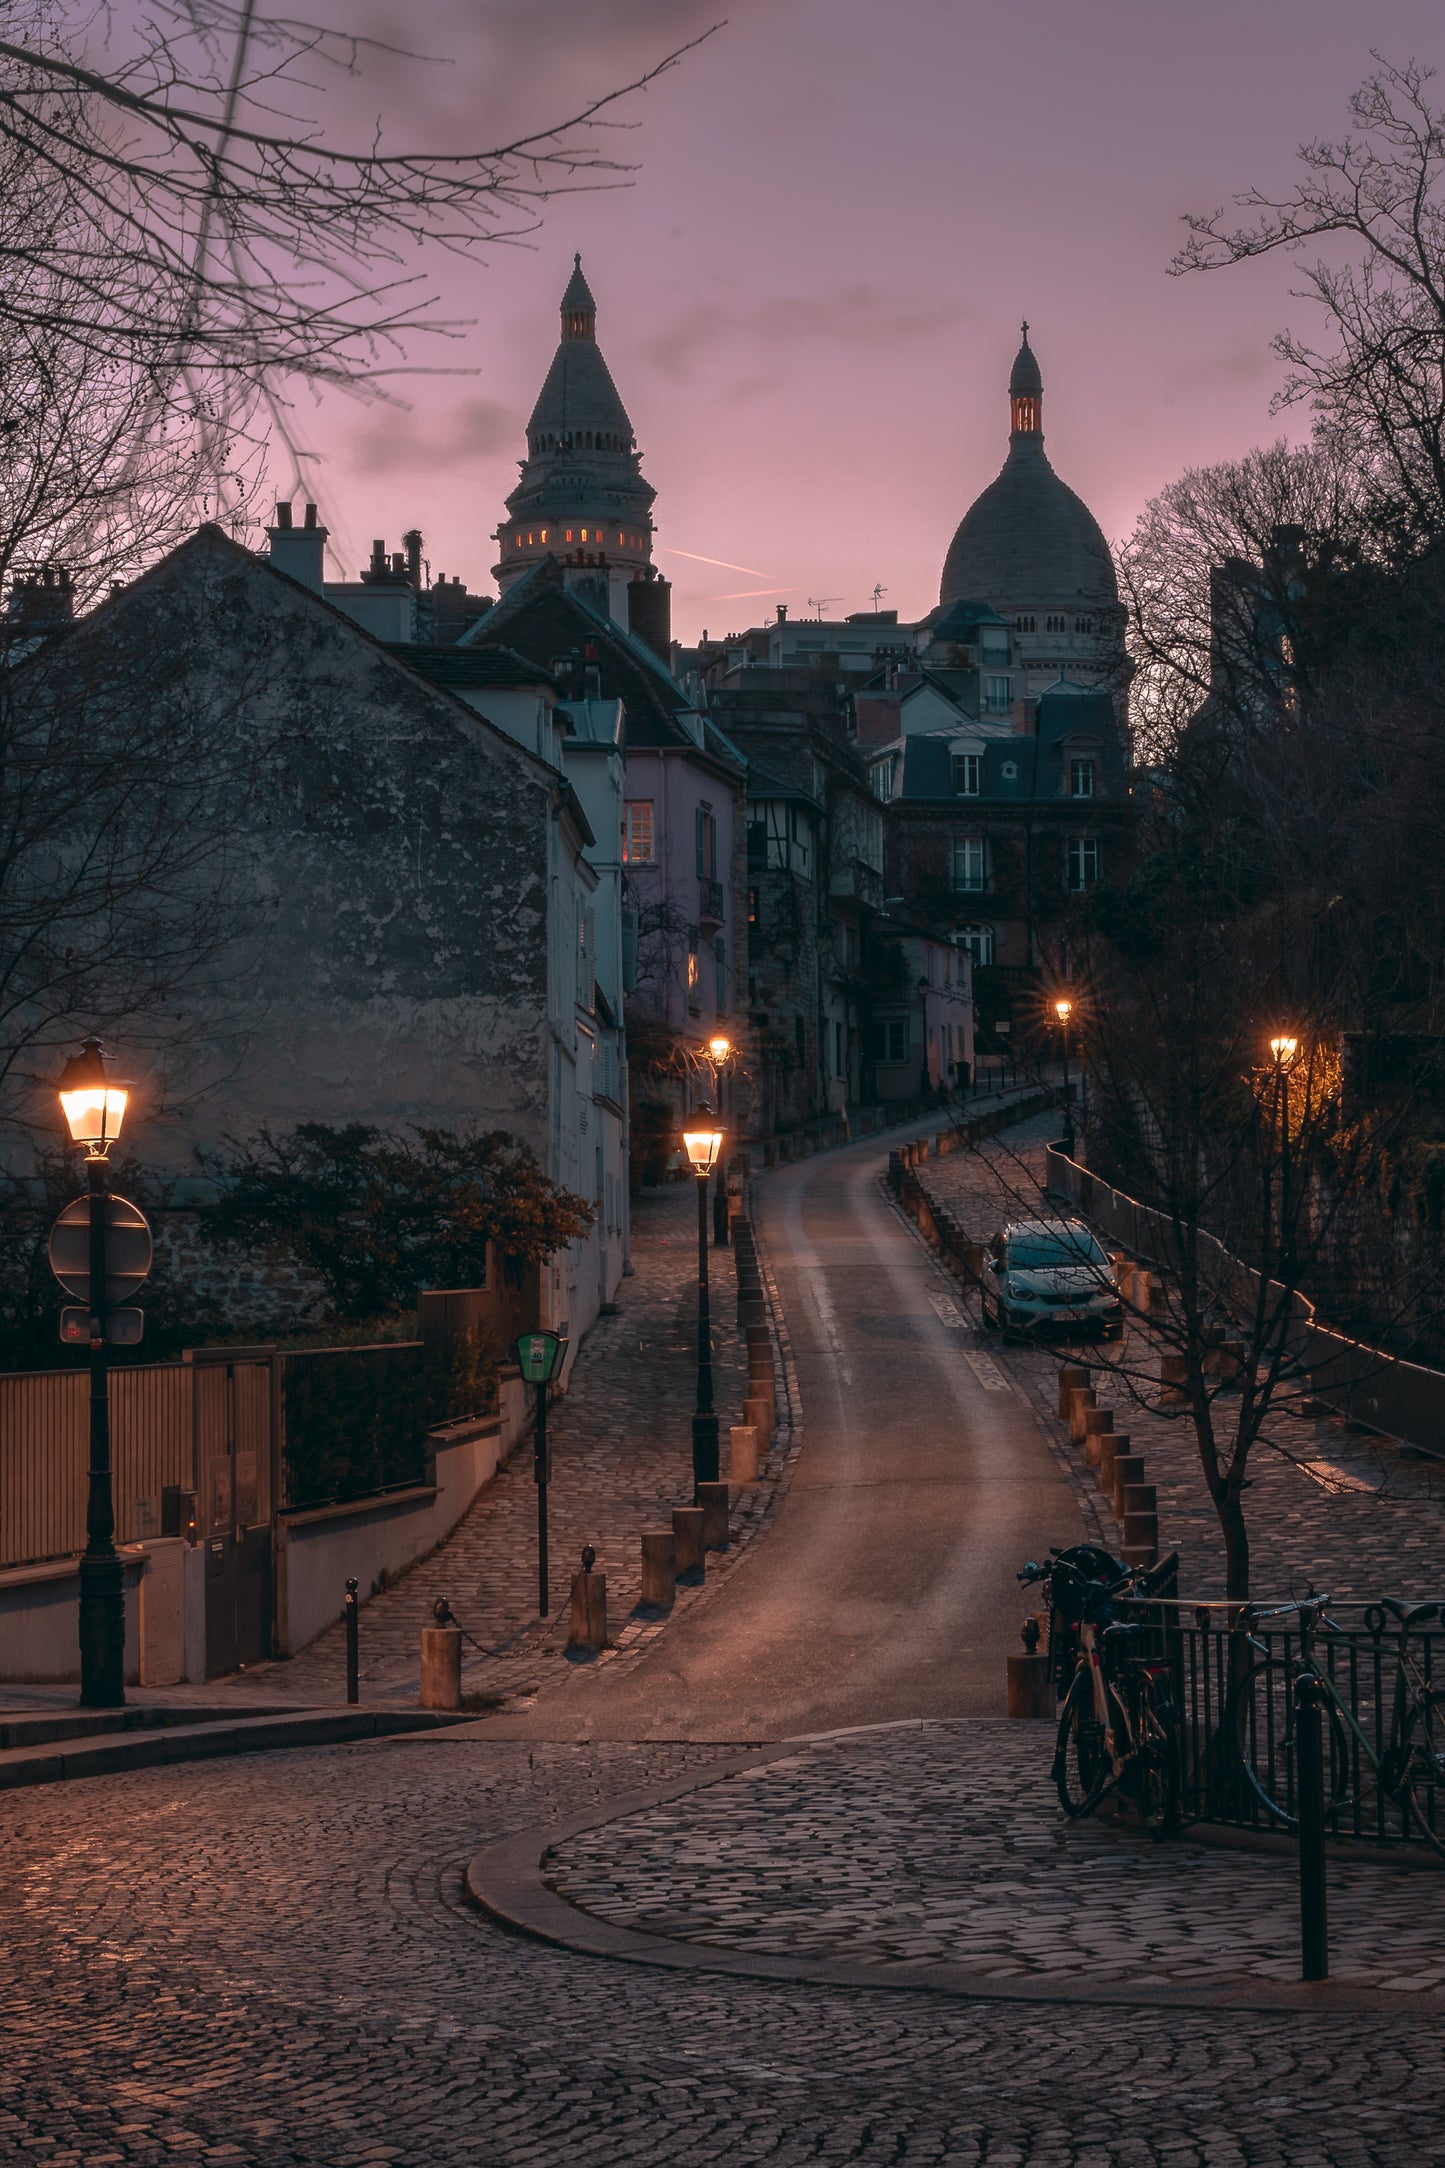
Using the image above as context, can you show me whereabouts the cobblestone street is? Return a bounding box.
[7,1732,1445,2166]
[913,1117,1445,1604]
[549,1718,1445,1991]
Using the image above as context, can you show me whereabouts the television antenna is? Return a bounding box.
[870,583,888,610]
[806,596,840,619]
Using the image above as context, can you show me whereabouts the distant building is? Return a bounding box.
[493,257,659,626]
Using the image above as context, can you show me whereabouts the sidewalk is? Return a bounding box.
[913,1116,1445,1601]
[245,1178,786,1708]
[532,1717,1445,2001]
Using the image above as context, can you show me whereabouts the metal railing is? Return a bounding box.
[1110,1592,1445,1853]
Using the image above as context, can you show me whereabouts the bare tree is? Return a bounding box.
[0,0,714,587]
[1176,56,1445,557]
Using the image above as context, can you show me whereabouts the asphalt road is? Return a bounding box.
[490,1127,1082,1740]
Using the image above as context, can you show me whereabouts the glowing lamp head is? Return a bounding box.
[1054,998,1073,1025]
[707,1035,732,1067]
[57,1038,128,1154]
[1270,1034,1299,1067]
[682,1112,725,1175]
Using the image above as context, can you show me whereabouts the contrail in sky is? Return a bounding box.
[703,587,794,602]
[663,547,777,579]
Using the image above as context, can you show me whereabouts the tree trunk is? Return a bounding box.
[1220,1487,1250,1602]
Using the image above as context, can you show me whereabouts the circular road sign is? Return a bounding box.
[48,1194,153,1305]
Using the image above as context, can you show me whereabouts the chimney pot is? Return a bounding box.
[304,502,317,528]
[275,501,293,529]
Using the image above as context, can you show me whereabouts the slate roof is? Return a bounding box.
[527,257,634,446]
[1009,327,1043,397]
[384,643,560,693]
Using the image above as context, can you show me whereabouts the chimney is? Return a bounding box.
[626,566,672,663]
[402,529,423,590]
[5,563,74,629]
[266,499,328,593]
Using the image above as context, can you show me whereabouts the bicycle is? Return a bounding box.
[1228,1593,1445,1858]
[1019,1545,1183,1834]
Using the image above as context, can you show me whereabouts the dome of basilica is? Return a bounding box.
[940,328,1117,614]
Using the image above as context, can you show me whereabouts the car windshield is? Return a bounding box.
[1007,1232,1106,1270]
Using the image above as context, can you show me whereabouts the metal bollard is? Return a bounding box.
[1296,1668,1329,1981]
[344,1576,359,1705]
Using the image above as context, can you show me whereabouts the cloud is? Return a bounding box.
[350,397,517,476]
[644,289,968,381]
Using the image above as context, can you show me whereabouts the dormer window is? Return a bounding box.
[1069,758,1096,799]
[951,753,981,797]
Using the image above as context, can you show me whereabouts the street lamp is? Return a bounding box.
[1268,1032,1299,1273]
[705,1035,733,1248]
[55,1038,130,1708]
[682,1110,725,1493]
[1054,997,1076,1158]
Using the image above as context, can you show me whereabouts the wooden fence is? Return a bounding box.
[0,1362,193,1568]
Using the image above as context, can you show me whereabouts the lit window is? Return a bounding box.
[623,801,655,863]
[951,753,981,797]
[541,530,548,544]
[527,533,534,545]
[1067,837,1099,892]
[581,529,588,542]
[566,529,574,543]
[618,533,625,546]
[515,536,522,548]
[955,924,994,967]
[952,838,986,892]
[1069,758,1096,798]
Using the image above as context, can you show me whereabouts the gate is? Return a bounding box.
[194,1350,276,1675]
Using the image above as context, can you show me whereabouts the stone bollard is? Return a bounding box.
[419,1624,462,1711]
[730,1423,759,1486]
[567,1559,608,1654]
[1007,1617,1054,1718]
[640,1529,676,1608]
[1112,1454,1146,1522]
[1124,1481,1158,1526]
[743,1393,773,1446]
[1159,1353,1189,1408]
[1098,1433,1129,1495]
[1133,1269,1154,1317]
[1068,1386,1097,1444]
[698,1480,731,1551]
[1082,1408,1114,1467]
[672,1505,706,1583]
[1057,1364,1090,1420]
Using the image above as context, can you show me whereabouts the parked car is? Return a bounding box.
[979,1218,1122,1341]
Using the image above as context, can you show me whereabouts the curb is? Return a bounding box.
[0,1706,468,1791]
[464,1729,1445,2017]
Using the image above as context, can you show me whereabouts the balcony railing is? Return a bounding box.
[699,877,725,925]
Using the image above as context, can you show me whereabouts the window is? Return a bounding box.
[1000,760,1019,781]
[952,837,986,893]
[1075,616,1095,635]
[1069,758,1096,798]
[1067,837,1099,892]
[871,760,895,802]
[984,675,1011,712]
[578,906,596,1010]
[695,806,717,878]
[565,529,574,543]
[623,801,655,863]
[1045,614,1066,634]
[951,752,981,797]
[686,929,700,1007]
[1016,615,1036,633]
[834,1020,845,1077]
[956,924,994,967]
[874,1017,910,1064]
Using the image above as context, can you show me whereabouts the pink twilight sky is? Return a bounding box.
[251,0,1441,642]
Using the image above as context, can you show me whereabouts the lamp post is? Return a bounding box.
[56,1038,130,1708]
[682,1111,725,1494]
[513,1328,569,1617]
[706,1035,733,1247]
[1054,997,1075,1159]
[1268,1033,1298,1273]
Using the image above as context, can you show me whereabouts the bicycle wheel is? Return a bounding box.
[1125,1670,1181,1836]
[1396,1691,1445,1860]
[1053,1671,1109,1819]
[1228,1659,1349,1825]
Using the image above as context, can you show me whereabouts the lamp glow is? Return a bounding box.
[682,1120,725,1175]
[57,1039,128,1153]
[707,1035,732,1066]
[1054,998,1073,1024]
[1270,1035,1299,1067]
